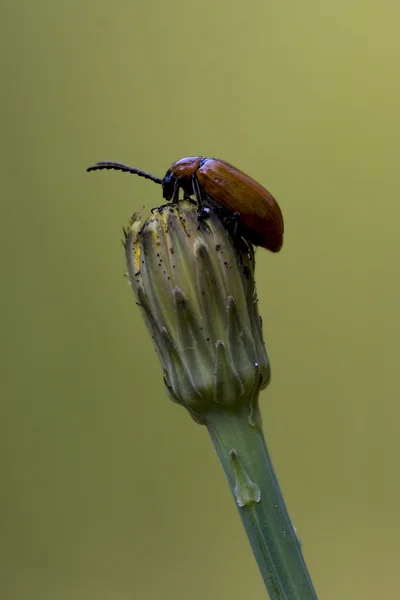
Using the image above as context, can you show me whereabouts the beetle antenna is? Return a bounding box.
[87,161,163,185]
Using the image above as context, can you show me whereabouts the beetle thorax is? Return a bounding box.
[170,156,202,178]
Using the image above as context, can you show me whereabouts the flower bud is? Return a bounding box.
[125,201,270,424]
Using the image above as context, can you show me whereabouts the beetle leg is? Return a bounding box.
[221,210,244,243]
[191,175,208,221]
[171,178,180,203]
[151,201,171,213]
[223,211,240,232]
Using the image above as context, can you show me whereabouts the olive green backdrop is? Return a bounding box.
[1,1,399,599]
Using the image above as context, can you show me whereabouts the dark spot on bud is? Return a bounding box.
[216,244,221,251]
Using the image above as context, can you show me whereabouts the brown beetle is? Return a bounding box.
[87,156,284,252]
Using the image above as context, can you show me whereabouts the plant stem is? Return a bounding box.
[205,405,318,600]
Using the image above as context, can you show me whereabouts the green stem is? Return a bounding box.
[205,405,318,600]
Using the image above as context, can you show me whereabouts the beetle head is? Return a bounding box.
[162,167,194,202]
[162,169,176,201]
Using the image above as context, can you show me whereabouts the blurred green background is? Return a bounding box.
[1,1,399,598]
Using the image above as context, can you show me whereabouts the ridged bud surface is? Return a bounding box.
[125,201,270,424]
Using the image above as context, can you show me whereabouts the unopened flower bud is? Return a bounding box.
[125,201,270,424]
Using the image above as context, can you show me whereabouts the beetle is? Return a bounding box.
[87,156,284,252]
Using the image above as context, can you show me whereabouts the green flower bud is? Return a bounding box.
[125,201,270,424]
